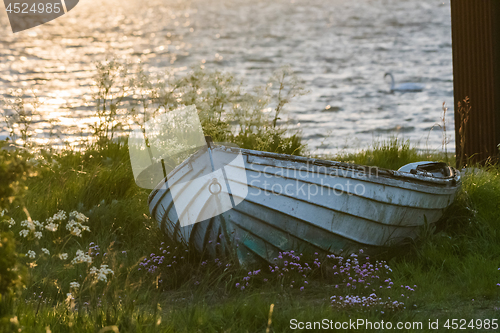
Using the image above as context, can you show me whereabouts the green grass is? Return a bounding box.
[322,136,453,171]
[1,138,498,333]
[1,64,499,332]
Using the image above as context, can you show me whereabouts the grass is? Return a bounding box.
[1,139,498,332]
[324,136,452,171]
[1,63,499,332]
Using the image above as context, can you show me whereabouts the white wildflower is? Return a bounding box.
[69,211,88,223]
[41,248,50,255]
[69,282,80,290]
[58,253,68,260]
[71,250,92,264]
[46,210,66,225]
[71,227,82,237]
[52,210,67,221]
[34,231,43,239]
[66,218,90,237]
[7,218,16,228]
[19,229,30,238]
[21,219,36,231]
[45,222,58,232]
[89,264,114,282]
[0,209,4,217]
[27,250,36,259]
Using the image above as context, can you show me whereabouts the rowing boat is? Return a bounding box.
[147,143,460,265]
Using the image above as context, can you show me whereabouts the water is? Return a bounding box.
[0,0,454,153]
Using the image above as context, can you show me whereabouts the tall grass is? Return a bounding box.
[85,61,306,155]
[326,136,451,170]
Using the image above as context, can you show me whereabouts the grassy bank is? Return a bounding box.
[0,138,498,332]
[1,64,499,332]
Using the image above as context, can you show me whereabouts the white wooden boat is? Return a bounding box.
[148,144,460,265]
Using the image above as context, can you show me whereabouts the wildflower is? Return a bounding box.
[66,216,90,237]
[89,264,114,282]
[71,250,92,264]
[7,218,15,228]
[45,222,58,232]
[58,253,68,260]
[41,248,50,255]
[27,250,36,259]
[70,227,82,237]
[69,211,88,223]
[20,219,34,231]
[49,210,67,221]
[34,231,43,239]
[70,282,80,290]
[19,229,29,238]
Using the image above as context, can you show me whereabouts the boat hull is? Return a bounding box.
[148,146,460,264]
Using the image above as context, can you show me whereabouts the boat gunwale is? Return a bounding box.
[234,146,460,187]
[227,162,455,209]
[149,145,460,207]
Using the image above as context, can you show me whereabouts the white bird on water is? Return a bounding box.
[384,72,424,93]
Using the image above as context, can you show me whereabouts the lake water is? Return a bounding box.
[0,0,454,154]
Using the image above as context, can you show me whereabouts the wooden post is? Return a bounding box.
[450,0,500,167]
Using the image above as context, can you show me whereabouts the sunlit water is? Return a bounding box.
[0,0,454,154]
